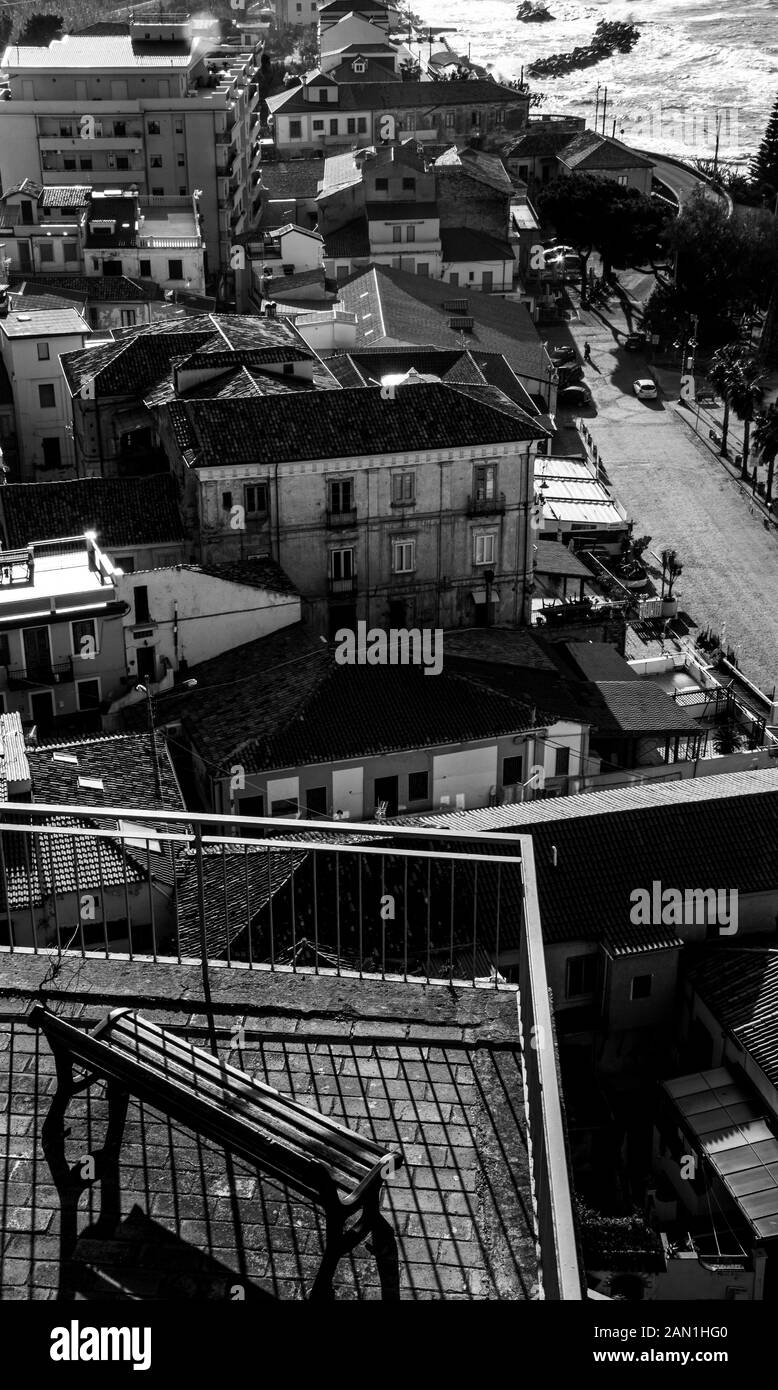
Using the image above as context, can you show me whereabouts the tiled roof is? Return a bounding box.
[533,542,594,579]
[603,923,684,956]
[0,474,186,549]
[559,131,654,171]
[687,950,778,1088]
[396,768,778,943]
[440,227,514,262]
[3,34,194,68]
[165,622,538,773]
[337,266,550,384]
[593,680,698,733]
[187,557,299,595]
[175,845,308,957]
[435,146,514,193]
[0,307,88,337]
[268,78,525,115]
[440,627,560,672]
[39,185,91,208]
[163,381,547,469]
[323,216,370,258]
[260,159,326,201]
[61,315,306,396]
[28,732,184,812]
[560,641,638,682]
[328,56,399,82]
[11,274,150,303]
[506,127,577,159]
[8,290,75,313]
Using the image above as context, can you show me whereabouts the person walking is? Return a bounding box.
[583,341,591,363]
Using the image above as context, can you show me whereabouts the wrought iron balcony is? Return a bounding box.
[326,507,358,529]
[328,575,357,595]
[467,491,506,517]
[7,658,73,688]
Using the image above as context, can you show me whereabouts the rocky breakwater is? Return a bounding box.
[527,21,641,79]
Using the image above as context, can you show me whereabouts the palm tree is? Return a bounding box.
[727,356,765,480]
[660,547,683,599]
[708,343,746,456]
[753,402,778,506]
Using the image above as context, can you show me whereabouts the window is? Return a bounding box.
[114,120,126,137]
[347,118,356,135]
[312,119,324,131]
[152,187,164,197]
[617,174,628,186]
[329,478,353,513]
[79,157,93,171]
[115,157,131,171]
[289,120,302,140]
[502,755,523,787]
[139,258,151,277]
[445,111,455,127]
[408,770,428,802]
[63,158,77,171]
[471,111,479,127]
[402,177,415,192]
[148,120,161,135]
[416,263,429,276]
[391,472,415,505]
[168,259,183,280]
[177,154,185,166]
[392,226,402,243]
[474,532,496,565]
[406,225,415,243]
[0,633,10,666]
[319,89,328,103]
[38,243,54,264]
[36,342,50,361]
[282,363,294,376]
[352,59,366,74]
[449,271,459,287]
[175,118,183,134]
[631,974,652,1000]
[222,490,233,511]
[566,954,597,1000]
[375,178,388,191]
[306,786,327,817]
[329,119,338,135]
[239,793,264,819]
[133,585,150,624]
[113,556,135,573]
[555,746,570,777]
[474,463,496,501]
[244,482,268,515]
[330,548,354,580]
[120,310,137,327]
[42,438,61,469]
[357,118,367,134]
[393,539,415,573]
[38,384,56,409]
[495,109,505,126]
[76,678,101,711]
[271,797,299,817]
[63,242,78,262]
[71,617,96,659]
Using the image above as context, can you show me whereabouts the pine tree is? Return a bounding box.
[751,94,778,194]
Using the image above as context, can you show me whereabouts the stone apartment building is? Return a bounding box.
[0,299,91,479]
[0,19,261,274]
[153,381,548,635]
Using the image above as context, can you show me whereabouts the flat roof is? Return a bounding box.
[2,33,197,69]
[0,307,89,338]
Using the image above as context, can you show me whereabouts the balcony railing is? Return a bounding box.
[0,801,582,1298]
[467,491,506,516]
[6,658,73,688]
[326,507,358,529]
[328,575,357,594]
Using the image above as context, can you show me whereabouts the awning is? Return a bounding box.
[471,588,501,604]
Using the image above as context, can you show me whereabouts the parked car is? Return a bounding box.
[558,384,591,406]
[624,333,646,351]
[543,244,577,262]
[549,345,577,365]
[633,378,658,400]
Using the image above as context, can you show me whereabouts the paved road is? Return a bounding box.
[636,149,732,216]
[547,302,778,697]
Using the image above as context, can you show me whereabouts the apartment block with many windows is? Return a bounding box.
[0,19,261,274]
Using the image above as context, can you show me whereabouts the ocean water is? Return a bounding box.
[411,0,778,163]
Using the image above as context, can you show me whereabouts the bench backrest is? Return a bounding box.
[30,1005,402,1209]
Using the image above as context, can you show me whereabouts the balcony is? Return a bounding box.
[467,491,506,517]
[6,658,73,688]
[326,507,358,529]
[328,574,357,595]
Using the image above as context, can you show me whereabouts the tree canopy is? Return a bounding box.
[537,173,669,292]
[750,93,778,198]
[17,12,63,45]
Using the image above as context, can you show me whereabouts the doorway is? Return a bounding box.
[22,626,51,680]
[373,775,398,816]
[136,645,156,682]
[30,690,54,728]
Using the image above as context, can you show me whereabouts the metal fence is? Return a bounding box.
[0,802,531,989]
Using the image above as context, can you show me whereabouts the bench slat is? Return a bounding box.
[106,1013,389,1173]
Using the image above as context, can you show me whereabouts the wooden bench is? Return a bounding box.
[30,1004,403,1300]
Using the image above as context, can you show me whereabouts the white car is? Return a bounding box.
[633,378,658,400]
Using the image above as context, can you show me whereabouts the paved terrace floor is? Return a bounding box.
[0,955,537,1301]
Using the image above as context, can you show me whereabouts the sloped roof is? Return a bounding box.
[39,185,91,208]
[337,266,549,384]
[187,557,299,595]
[268,77,526,115]
[687,950,778,1089]
[11,274,150,303]
[593,680,698,734]
[560,641,638,682]
[159,622,538,773]
[440,227,514,262]
[559,131,655,172]
[323,216,371,258]
[175,844,309,957]
[435,146,513,193]
[506,127,578,159]
[28,732,184,812]
[0,474,185,549]
[393,768,778,943]
[260,159,326,202]
[162,380,546,468]
[533,542,595,579]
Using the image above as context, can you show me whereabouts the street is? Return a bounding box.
[546,296,778,698]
